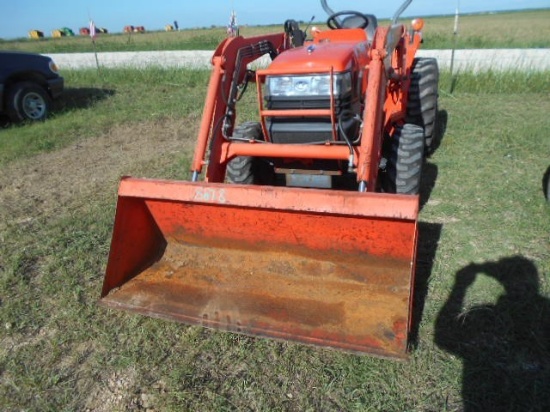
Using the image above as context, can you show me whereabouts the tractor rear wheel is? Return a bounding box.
[406,58,439,151]
[226,122,273,185]
[383,123,425,195]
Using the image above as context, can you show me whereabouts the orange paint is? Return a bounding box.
[102,13,426,359]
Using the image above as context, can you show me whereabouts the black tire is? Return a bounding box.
[7,81,52,122]
[406,58,439,150]
[226,122,272,185]
[383,123,425,195]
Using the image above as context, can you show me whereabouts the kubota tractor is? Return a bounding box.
[101,0,439,359]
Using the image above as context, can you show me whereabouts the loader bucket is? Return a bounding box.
[101,177,419,359]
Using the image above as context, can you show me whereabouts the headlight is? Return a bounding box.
[49,60,59,73]
[266,72,352,97]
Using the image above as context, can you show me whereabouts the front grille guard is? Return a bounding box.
[255,67,338,144]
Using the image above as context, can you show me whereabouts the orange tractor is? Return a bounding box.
[101,0,439,359]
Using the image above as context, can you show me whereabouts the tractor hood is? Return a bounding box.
[269,40,365,74]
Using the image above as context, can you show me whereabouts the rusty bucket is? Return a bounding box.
[100,177,419,358]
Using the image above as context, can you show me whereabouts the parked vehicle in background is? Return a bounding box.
[0,51,64,123]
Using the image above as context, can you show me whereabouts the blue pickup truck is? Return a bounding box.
[0,51,64,122]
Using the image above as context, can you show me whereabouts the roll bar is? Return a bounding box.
[320,0,413,24]
[392,0,413,24]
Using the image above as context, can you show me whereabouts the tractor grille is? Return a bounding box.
[265,95,359,144]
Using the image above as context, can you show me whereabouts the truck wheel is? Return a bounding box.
[383,123,425,195]
[226,122,273,185]
[7,81,52,122]
[406,58,439,151]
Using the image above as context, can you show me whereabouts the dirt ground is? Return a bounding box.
[0,117,198,232]
[0,117,199,410]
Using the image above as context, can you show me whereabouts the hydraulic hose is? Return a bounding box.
[338,110,362,173]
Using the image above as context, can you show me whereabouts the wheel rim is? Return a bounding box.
[22,92,47,120]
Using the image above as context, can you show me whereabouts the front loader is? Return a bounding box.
[100,0,439,359]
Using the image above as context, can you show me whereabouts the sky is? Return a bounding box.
[1,0,548,40]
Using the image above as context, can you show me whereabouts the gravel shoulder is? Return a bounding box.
[45,49,550,72]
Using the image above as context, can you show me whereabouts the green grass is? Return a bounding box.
[0,68,209,167]
[419,9,550,49]
[0,67,549,411]
[1,9,549,53]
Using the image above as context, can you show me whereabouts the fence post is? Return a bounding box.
[450,2,460,93]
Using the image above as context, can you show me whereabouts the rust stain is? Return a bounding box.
[102,239,413,356]
[146,199,416,262]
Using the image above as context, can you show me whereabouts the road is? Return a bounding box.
[46,49,550,72]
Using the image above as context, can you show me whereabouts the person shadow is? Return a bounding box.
[434,256,550,411]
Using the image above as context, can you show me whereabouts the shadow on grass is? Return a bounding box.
[54,87,115,113]
[427,108,448,158]
[420,161,438,211]
[409,114,446,346]
[0,87,115,129]
[409,221,442,349]
[435,256,550,411]
[420,108,446,209]
[543,165,550,202]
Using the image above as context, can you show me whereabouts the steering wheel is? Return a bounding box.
[327,11,370,30]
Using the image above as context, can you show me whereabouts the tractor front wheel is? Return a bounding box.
[382,123,425,195]
[226,122,273,185]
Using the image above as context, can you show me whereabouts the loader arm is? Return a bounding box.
[191,33,289,182]
[358,21,423,191]
[355,27,389,191]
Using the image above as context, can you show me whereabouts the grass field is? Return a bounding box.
[0,65,549,411]
[1,9,549,53]
[1,13,550,407]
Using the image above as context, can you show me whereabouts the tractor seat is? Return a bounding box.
[341,14,378,41]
